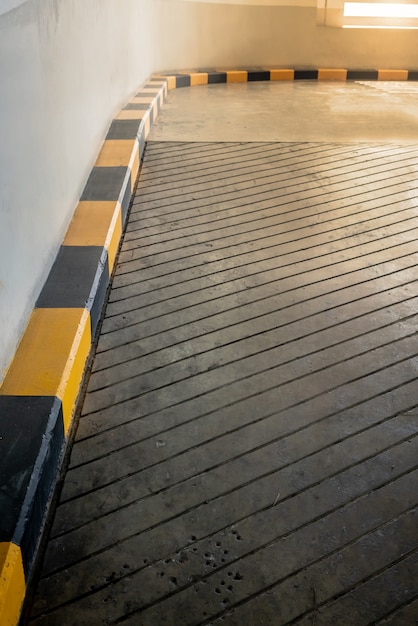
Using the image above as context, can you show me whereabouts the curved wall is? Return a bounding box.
[0,0,156,381]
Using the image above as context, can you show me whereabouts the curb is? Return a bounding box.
[0,67,415,625]
[0,76,168,626]
[156,67,418,86]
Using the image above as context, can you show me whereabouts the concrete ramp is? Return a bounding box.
[29,140,418,624]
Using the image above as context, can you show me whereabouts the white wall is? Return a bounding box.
[0,0,156,381]
[155,0,418,71]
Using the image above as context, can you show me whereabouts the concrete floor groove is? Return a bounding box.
[95,270,418,375]
[134,147,418,194]
[30,450,418,622]
[89,297,418,397]
[98,248,418,354]
[50,416,417,538]
[28,83,418,625]
[374,598,418,625]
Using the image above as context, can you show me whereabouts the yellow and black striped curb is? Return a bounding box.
[0,66,416,625]
[157,67,417,85]
[0,77,167,626]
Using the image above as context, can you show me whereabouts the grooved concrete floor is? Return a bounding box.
[28,83,418,625]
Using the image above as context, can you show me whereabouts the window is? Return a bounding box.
[318,0,418,27]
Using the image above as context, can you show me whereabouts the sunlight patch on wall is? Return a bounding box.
[344,2,418,16]
[318,0,418,27]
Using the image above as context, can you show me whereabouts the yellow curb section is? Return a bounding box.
[0,543,25,626]
[140,87,163,94]
[95,139,139,190]
[378,69,408,81]
[63,201,121,247]
[318,68,347,81]
[270,69,295,81]
[95,139,139,191]
[131,94,162,121]
[95,139,137,167]
[154,75,176,90]
[131,96,155,104]
[227,70,248,83]
[148,80,168,98]
[190,72,208,86]
[63,201,122,273]
[0,308,91,435]
[115,109,146,120]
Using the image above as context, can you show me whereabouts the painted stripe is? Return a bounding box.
[154,75,176,90]
[95,139,140,191]
[116,108,147,120]
[190,72,209,86]
[208,72,227,84]
[318,68,347,80]
[248,70,270,81]
[153,82,168,102]
[155,68,418,86]
[63,201,122,249]
[270,69,295,80]
[378,69,408,81]
[0,308,90,434]
[123,104,153,128]
[80,165,132,222]
[146,80,168,94]
[131,96,161,122]
[131,96,156,104]
[140,87,164,94]
[36,246,107,310]
[151,100,159,124]
[115,111,151,142]
[63,201,122,280]
[87,248,112,335]
[0,396,63,542]
[347,69,379,80]
[138,128,146,160]
[175,74,191,88]
[140,116,152,141]
[0,543,25,626]
[81,165,130,202]
[105,119,142,140]
[12,398,64,572]
[103,204,123,273]
[226,70,248,82]
[121,103,151,110]
[294,69,318,79]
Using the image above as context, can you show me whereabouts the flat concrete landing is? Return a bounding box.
[27,138,418,625]
[149,81,418,143]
